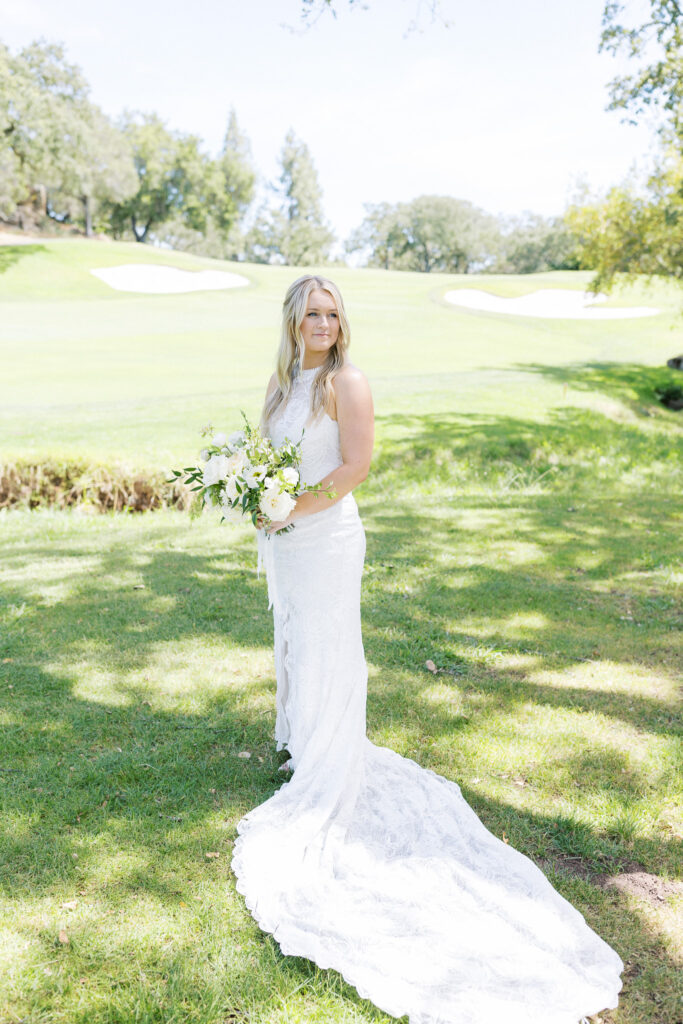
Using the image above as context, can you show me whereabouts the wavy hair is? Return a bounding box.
[260,274,350,431]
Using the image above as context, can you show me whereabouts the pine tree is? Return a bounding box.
[245,129,335,265]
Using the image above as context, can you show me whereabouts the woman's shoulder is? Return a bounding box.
[332,361,369,390]
[331,362,373,416]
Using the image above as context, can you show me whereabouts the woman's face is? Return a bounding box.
[299,288,340,363]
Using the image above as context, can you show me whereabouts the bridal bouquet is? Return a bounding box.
[168,414,335,535]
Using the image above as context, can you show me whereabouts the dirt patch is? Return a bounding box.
[538,854,682,906]
[598,871,683,904]
[0,231,41,245]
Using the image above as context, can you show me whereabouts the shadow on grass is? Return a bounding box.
[520,361,683,414]
[0,487,680,1021]
[0,243,47,274]
[368,401,682,499]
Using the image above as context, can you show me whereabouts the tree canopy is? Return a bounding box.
[566,148,683,290]
[245,130,335,265]
[347,196,501,273]
[103,110,255,247]
[563,3,683,292]
[494,213,580,274]
[600,0,683,138]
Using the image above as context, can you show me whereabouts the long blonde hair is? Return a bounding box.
[260,274,351,430]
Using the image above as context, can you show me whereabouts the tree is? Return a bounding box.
[565,149,683,290]
[105,114,208,242]
[0,40,91,221]
[564,4,683,293]
[345,202,409,269]
[397,196,500,272]
[218,108,256,228]
[48,105,137,236]
[346,195,500,273]
[106,110,256,246]
[600,1,683,137]
[493,212,580,274]
[244,129,335,265]
[0,40,137,234]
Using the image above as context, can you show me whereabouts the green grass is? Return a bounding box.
[0,238,682,1023]
[2,238,682,467]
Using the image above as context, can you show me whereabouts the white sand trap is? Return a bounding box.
[444,288,660,319]
[90,263,250,294]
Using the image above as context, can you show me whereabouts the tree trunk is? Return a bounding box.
[83,195,93,237]
[33,183,47,216]
[131,215,151,242]
[135,217,152,243]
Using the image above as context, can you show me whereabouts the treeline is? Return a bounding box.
[0,37,587,274]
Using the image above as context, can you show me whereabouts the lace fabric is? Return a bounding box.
[233,367,624,1024]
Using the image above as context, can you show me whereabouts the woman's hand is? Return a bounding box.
[265,514,294,535]
[255,512,293,533]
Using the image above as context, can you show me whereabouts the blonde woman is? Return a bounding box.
[231,274,623,1024]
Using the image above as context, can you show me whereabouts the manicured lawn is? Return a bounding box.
[2,238,681,468]
[0,239,681,1022]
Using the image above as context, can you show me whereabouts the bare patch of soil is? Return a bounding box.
[538,853,682,906]
[0,231,41,245]
[598,871,683,904]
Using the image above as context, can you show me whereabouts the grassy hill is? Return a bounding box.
[0,238,681,1024]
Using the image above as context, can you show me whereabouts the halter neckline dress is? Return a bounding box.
[232,365,624,1024]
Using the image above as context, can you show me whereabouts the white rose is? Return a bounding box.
[242,461,269,488]
[228,430,246,447]
[200,448,210,462]
[203,453,231,486]
[259,485,296,522]
[221,500,244,523]
[223,474,240,502]
[225,450,247,475]
[282,467,299,487]
[212,432,227,447]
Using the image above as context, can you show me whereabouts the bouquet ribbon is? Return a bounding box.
[257,529,280,615]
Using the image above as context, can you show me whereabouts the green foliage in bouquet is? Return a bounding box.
[167,412,336,534]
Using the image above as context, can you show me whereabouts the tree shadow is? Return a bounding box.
[0,494,680,1021]
[517,361,683,416]
[367,399,682,498]
[0,243,47,274]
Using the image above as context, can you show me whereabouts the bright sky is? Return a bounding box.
[0,0,655,258]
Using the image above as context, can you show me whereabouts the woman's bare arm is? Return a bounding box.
[265,365,374,533]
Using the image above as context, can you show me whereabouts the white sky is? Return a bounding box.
[0,0,656,258]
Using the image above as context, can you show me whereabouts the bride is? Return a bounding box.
[231,274,624,1024]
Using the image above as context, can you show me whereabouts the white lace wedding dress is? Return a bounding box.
[231,365,624,1024]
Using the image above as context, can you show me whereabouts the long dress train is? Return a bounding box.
[231,365,624,1024]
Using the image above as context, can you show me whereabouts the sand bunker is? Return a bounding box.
[90,263,250,294]
[444,288,660,319]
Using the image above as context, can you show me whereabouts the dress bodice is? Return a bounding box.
[267,367,343,487]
